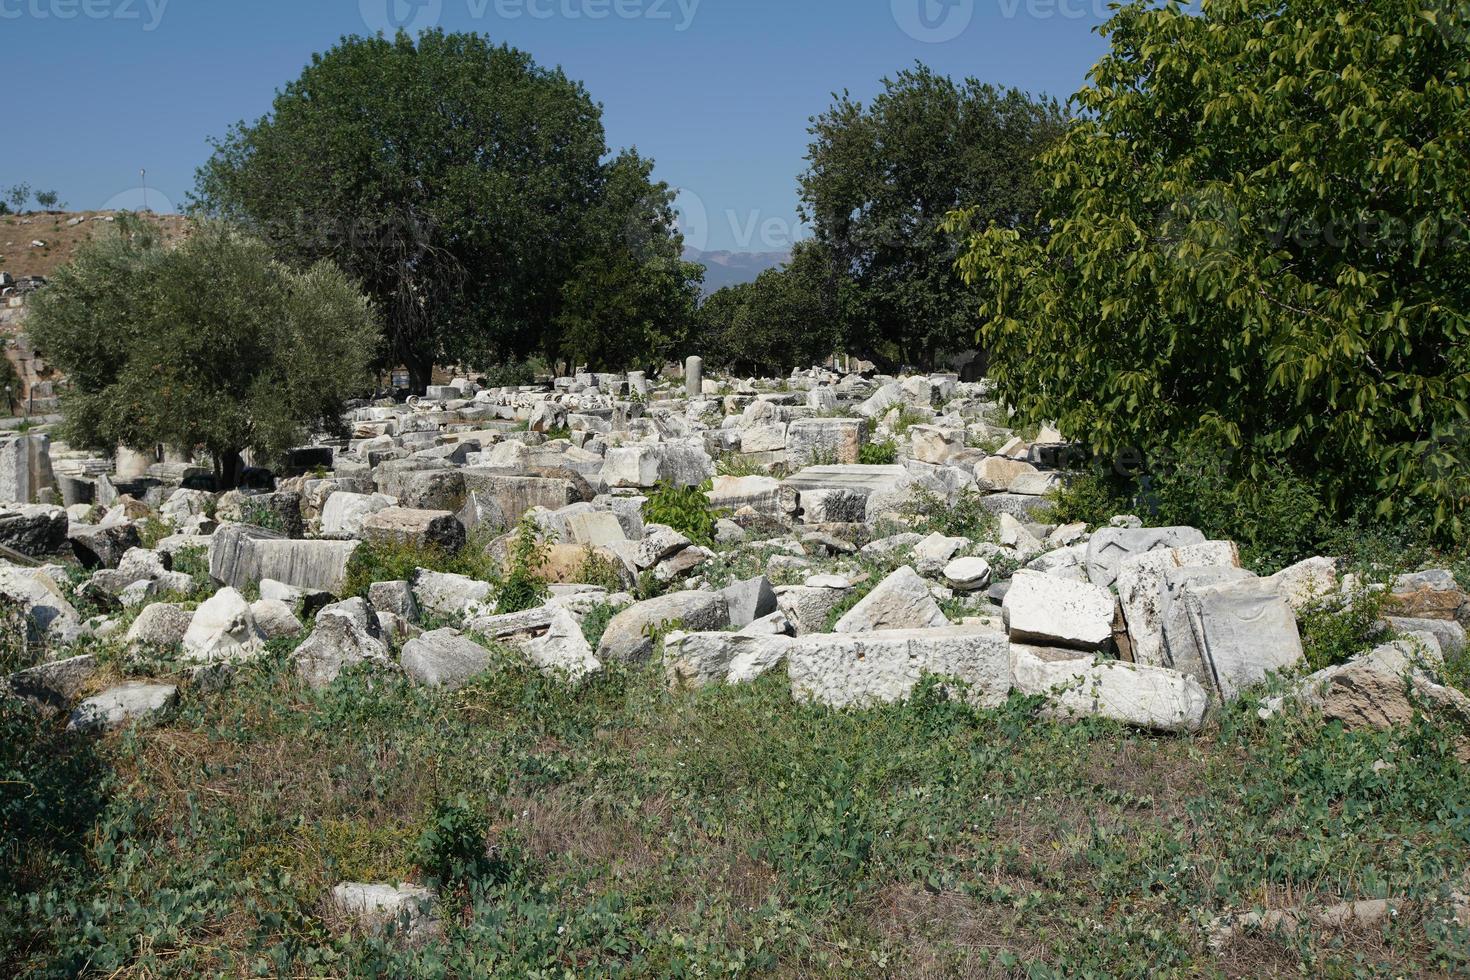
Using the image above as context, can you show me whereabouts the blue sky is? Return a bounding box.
[3,0,1111,252]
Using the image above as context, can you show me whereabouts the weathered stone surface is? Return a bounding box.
[563,510,628,548]
[1263,637,1470,734]
[295,614,392,688]
[251,598,304,640]
[0,504,68,557]
[1010,648,1209,733]
[4,653,97,713]
[363,507,466,554]
[183,587,266,663]
[665,631,790,690]
[68,522,140,569]
[708,475,784,517]
[719,576,778,628]
[209,524,360,595]
[1003,571,1116,651]
[1384,571,1467,621]
[523,607,601,682]
[126,602,193,651]
[1268,556,1340,612]
[787,628,1011,709]
[1181,576,1304,701]
[1085,526,1207,588]
[0,565,82,645]
[596,591,730,663]
[834,566,949,633]
[944,557,992,592]
[1386,616,1466,655]
[331,882,439,940]
[460,469,582,526]
[369,580,419,622]
[0,434,56,505]
[400,629,492,689]
[320,491,397,539]
[787,418,867,465]
[775,582,852,635]
[411,569,494,619]
[67,681,178,732]
[1115,541,1243,667]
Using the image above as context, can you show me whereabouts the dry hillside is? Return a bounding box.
[0,210,189,283]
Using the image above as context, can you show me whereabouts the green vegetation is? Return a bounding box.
[642,481,722,547]
[28,220,379,487]
[952,0,1470,537]
[343,536,498,600]
[801,66,1068,371]
[494,518,552,615]
[5,653,1469,975]
[857,439,898,466]
[194,30,698,386]
[902,485,996,542]
[695,242,845,376]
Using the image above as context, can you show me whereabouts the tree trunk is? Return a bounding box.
[215,449,245,491]
[406,355,434,396]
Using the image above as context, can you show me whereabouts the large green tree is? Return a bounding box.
[193,31,686,388]
[953,0,1470,533]
[555,152,704,372]
[800,65,1068,370]
[28,219,380,487]
[695,241,847,376]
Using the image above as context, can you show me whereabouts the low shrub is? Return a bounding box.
[643,481,721,547]
[858,439,898,465]
[342,535,498,600]
[494,518,551,615]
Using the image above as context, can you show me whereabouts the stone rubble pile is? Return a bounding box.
[0,365,1465,752]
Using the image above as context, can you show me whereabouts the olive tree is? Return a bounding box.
[28,219,380,487]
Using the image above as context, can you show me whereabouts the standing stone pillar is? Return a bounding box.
[685,356,703,400]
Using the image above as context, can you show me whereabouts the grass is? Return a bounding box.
[4,646,1469,977]
[342,532,500,600]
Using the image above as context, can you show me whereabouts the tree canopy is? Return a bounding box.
[952,0,1470,534]
[192,30,696,388]
[800,64,1068,370]
[28,219,380,487]
[695,241,847,376]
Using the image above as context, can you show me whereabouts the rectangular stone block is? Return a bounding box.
[786,627,1011,709]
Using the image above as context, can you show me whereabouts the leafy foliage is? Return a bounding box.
[695,242,846,375]
[952,0,1470,536]
[28,220,379,486]
[494,517,551,615]
[642,481,721,547]
[802,64,1069,370]
[194,30,693,385]
[343,535,498,600]
[556,151,704,372]
[857,439,898,465]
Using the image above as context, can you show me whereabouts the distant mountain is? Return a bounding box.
[685,248,791,295]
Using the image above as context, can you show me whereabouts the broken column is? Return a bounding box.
[685,356,703,400]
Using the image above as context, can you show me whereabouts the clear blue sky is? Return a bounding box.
[3,0,1110,252]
